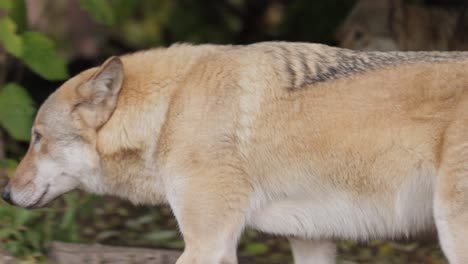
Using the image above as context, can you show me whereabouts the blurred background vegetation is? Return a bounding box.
[0,0,466,263]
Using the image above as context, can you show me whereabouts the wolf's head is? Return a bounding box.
[336,0,400,51]
[2,57,123,208]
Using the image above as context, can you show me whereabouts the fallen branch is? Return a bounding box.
[49,242,181,264]
[48,242,255,264]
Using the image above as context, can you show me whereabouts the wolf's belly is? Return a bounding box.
[246,173,436,240]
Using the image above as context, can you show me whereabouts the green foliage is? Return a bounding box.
[8,0,27,32]
[142,230,180,247]
[0,206,43,257]
[111,0,138,21]
[0,17,23,56]
[0,0,69,142]
[281,0,355,44]
[0,0,13,11]
[0,158,18,177]
[0,192,93,260]
[21,32,69,80]
[79,0,115,26]
[0,24,69,80]
[243,243,269,256]
[0,83,35,141]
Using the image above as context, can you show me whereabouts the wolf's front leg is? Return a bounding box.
[167,168,251,264]
[289,238,336,264]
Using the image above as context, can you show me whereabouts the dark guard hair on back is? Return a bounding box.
[251,42,468,90]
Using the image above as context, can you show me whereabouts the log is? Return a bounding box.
[48,242,181,264]
[48,242,255,264]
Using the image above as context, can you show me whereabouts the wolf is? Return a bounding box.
[336,0,468,51]
[2,42,468,264]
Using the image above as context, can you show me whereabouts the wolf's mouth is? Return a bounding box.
[27,184,50,209]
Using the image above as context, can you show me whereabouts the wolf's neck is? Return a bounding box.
[94,44,226,204]
[97,44,219,155]
[95,72,172,204]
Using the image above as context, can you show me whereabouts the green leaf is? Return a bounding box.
[0,17,24,56]
[0,158,17,169]
[143,230,178,243]
[0,229,22,240]
[13,209,40,227]
[0,83,35,141]
[25,230,43,250]
[243,243,269,256]
[0,158,18,178]
[63,192,80,208]
[79,0,115,26]
[5,240,22,256]
[165,240,185,249]
[21,32,69,80]
[0,0,13,11]
[9,0,27,32]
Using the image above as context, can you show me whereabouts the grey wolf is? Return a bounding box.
[336,0,468,51]
[3,42,468,263]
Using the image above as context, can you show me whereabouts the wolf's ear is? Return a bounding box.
[75,56,124,129]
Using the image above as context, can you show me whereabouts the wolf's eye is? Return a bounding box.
[353,30,364,40]
[33,131,42,143]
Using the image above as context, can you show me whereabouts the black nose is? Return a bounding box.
[2,184,13,205]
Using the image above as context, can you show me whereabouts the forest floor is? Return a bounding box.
[1,192,448,264]
[55,197,449,264]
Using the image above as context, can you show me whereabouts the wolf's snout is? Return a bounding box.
[2,183,13,205]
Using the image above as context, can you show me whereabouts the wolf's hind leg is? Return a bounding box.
[434,115,468,264]
[289,238,336,264]
[435,161,468,264]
